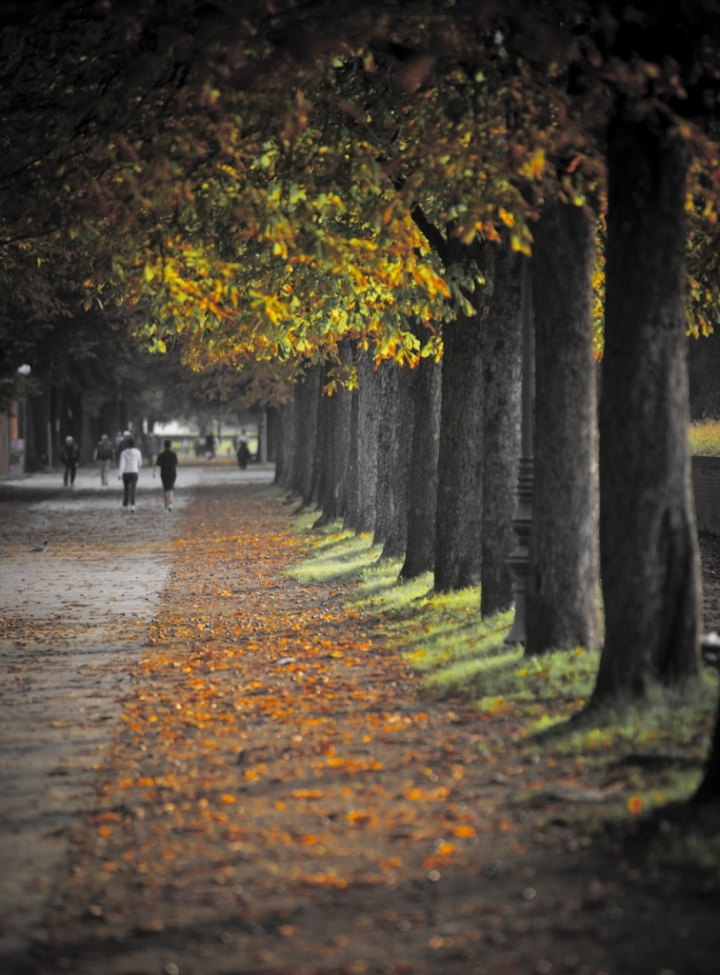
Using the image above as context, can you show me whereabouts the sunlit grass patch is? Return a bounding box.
[285,513,434,610]
[547,674,718,758]
[690,419,720,455]
[354,564,432,614]
[401,595,599,713]
[286,519,379,584]
[284,509,719,837]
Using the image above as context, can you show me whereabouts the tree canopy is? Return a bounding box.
[1,1,720,402]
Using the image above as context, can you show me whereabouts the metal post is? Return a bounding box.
[505,257,535,645]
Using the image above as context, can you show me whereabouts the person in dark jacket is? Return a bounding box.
[153,439,179,511]
[94,434,114,485]
[60,436,79,487]
[236,439,251,469]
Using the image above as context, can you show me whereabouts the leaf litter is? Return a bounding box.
[32,483,720,975]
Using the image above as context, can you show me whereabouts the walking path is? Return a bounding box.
[1,468,719,975]
[0,465,269,971]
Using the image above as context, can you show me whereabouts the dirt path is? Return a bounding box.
[2,474,719,975]
[0,466,268,971]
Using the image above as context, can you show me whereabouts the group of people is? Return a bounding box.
[116,436,178,513]
[60,432,178,513]
[60,427,255,507]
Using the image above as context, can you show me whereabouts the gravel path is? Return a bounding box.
[0,464,273,971]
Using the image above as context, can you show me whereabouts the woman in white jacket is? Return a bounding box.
[117,437,143,512]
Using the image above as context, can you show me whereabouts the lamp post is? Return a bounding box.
[16,364,31,474]
[505,258,534,645]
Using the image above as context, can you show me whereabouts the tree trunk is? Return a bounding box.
[313,389,333,523]
[80,393,94,464]
[374,362,399,547]
[402,343,442,579]
[526,202,601,655]
[592,117,701,703]
[694,701,720,803]
[315,350,353,527]
[266,405,279,463]
[434,309,484,591]
[356,350,379,535]
[344,383,360,531]
[275,401,295,490]
[382,362,414,560]
[480,244,523,616]
[310,367,327,507]
[291,364,321,505]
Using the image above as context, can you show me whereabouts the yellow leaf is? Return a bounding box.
[498,207,515,227]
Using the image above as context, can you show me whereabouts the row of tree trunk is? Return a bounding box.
[275,115,720,800]
[276,215,602,660]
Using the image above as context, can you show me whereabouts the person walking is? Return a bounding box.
[236,438,251,469]
[117,436,143,512]
[93,434,114,486]
[153,439,179,511]
[113,430,126,464]
[60,436,79,487]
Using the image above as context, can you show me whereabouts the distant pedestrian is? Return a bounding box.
[182,438,189,457]
[115,430,130,464]
[117,436,143,512]
[205,433,216,459]
[153,439,178,511]
[236,439,251,469]
[94,434,114,485]
[60,436,79,487]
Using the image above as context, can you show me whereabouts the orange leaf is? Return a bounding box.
[453,825,476,837]
[628,795,644,816]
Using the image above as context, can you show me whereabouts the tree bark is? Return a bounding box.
[313,391,334,523]
[275,400,295,490]
[480,244,523,616]
[694,701,720,803]
[291,364,321,505]
[434,308,485,590]
[526,202,601,655]
[310,365,327,507]
[374,362,399,548]
[315,349,353,527]
[411,206,486,589]
[266,406,279,463]
[382,362,414,560]
[356,350,379,535]
[344,383,360,531]
[402,342,442,579]
[593,117,701,703]
[80,392,94,464]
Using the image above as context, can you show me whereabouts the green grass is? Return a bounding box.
[690,419,720,455]
[285,510,720,868]
[286,513,717,747]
